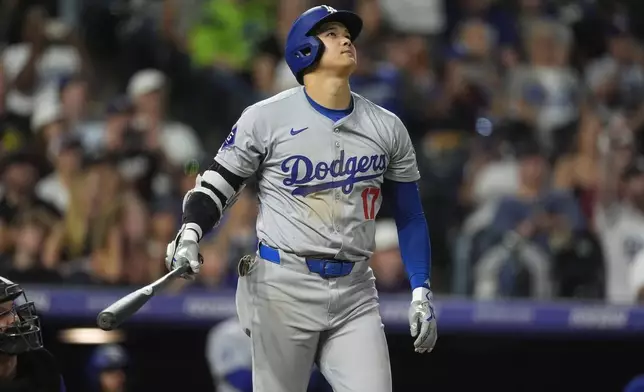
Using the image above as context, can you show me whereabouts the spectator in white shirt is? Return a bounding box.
[1,6,85,119]
[597,156,644,304]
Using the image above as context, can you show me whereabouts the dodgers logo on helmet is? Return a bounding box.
[321,5,337,13]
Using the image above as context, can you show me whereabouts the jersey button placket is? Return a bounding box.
[333,128,343,235]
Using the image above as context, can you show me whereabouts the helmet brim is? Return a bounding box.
[306,11,363,42]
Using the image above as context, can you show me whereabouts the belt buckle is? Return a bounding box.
[323,260,341,278]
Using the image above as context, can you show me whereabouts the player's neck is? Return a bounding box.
[304,76,352,110]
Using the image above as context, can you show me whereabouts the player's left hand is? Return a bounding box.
[408,285,437,353]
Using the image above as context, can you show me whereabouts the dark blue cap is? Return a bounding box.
[89,344,128,371]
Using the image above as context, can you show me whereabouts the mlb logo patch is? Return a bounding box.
[220,125,238,150]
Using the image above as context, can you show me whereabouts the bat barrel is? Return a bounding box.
[95,265,192,331]
[96,289,152,331]
[97,312,117,331]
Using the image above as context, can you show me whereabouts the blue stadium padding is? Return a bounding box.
[23,285,644,336]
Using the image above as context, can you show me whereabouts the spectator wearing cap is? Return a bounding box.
[35,133,84,213]
[86,344,129,392]
[126,69,202,168]
[596,156,644,304]
[0,149,61,254]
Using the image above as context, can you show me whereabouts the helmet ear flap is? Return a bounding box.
[293,36,325,85]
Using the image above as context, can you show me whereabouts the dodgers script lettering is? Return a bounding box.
[281,150,387,196]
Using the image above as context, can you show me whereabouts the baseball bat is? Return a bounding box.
[96,264,190,331]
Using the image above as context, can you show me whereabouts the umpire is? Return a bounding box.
[0,276,66,391]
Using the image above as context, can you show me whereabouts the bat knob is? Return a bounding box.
[97,312,117,331]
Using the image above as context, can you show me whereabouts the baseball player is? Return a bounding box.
[86,344,129,392]
[166,5,437,392]
[0,276,66,391]
[205,316,332,392]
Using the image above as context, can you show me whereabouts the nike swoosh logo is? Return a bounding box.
[290,127,309,136]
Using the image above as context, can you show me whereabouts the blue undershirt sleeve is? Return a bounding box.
[382,180,431,290]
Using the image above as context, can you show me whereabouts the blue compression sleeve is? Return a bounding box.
[384,180,431,290]
[224,369,253,392]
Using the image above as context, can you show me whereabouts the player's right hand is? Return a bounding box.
[165,224,203,280]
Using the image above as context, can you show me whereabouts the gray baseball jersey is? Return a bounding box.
[215,86,420,261]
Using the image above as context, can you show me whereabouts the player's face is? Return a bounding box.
[316,22,357,76]
[0,301,15,330]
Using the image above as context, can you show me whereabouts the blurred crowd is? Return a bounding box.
[4,0,644,305]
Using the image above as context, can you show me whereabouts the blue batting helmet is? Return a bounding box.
[285,5,363,85]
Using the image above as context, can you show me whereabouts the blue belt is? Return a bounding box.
[258,243,354,279]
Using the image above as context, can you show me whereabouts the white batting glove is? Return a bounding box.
[408,284,438,353]
[165,223,203,280]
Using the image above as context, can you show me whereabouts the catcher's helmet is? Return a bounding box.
[285,5,363,85]
[0,276,43,355]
